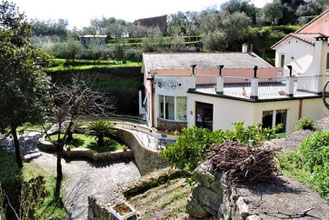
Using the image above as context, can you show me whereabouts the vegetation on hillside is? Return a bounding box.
[30,0,328,64]
[278,131,329,202]
[0,149,66,219]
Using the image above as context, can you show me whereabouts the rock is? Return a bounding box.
[236,197,249,218]
[246,215,262,220]
[192,185,222,212]
[271,130,313,152]
[193,163,216,188]
[23,152,41,162]
[186,197,210,218]
[316,116,329,131]
[209,180,223,196]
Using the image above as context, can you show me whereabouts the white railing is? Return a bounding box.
[194,74,323,99]
[258,77,289,98]
[296,75,321,94]
[223,76,251,98]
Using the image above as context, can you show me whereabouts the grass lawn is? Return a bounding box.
[22,163,67,219]
[45,59,141,72]
[0,149,66,219]
[47,133,124,153]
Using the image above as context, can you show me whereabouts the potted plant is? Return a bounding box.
[110,201,137,220]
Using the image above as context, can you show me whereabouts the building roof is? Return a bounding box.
[296,9,329,34]
[271,33,324,49]
[142,52,273,73]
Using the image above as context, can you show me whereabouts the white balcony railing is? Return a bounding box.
[195,74,325,100]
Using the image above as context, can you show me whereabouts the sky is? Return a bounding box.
[10,0,271,29]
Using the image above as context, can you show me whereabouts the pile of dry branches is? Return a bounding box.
[206,142,276,183]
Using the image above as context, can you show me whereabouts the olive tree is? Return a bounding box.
[44,76,112,200]
[0,1,51,168]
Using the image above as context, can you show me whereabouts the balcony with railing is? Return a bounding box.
[193,66,325,101]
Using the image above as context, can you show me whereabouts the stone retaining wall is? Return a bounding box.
[115,128,167,175]
[187,163,329,220]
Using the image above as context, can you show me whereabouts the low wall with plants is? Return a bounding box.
[38,135,133,162]
[115,128,167,175]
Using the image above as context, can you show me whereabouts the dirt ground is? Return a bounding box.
[128,177,192,220]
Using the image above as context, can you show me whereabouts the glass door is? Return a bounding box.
[195,102,213,131]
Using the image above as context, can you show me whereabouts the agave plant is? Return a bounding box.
[88,121,115,147]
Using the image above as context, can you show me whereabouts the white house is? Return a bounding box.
[139,11,329,134]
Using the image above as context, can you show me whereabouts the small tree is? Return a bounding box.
[44,76,112,201]
[88,121,115,147]
[0,1,51,168]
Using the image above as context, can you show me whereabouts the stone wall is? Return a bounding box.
[187,163,329,220]
[38,136,133,162]
[115,128,167,175]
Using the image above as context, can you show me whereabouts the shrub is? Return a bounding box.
[160,123,282,172]
[296,116,316,131]
[278,131,329,201]
[88,121,116,147]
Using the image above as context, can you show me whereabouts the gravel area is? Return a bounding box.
[0,132,141,220]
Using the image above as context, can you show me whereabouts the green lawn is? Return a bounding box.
[47,133,124,152]
[45,59,141,72]
[0,149,66,219]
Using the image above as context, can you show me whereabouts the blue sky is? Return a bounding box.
[10,0,271,29]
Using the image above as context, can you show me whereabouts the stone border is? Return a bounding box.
[38,134,133,162]
[37,127,167,172]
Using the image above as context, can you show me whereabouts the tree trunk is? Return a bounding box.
[11,127,23,169]
[98,135,104,147]
[55,124,63,201]
[67,131,73,142]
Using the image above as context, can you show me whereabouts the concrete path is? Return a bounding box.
[0,133,141,220]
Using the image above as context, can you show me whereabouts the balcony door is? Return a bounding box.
[195,102,213,131]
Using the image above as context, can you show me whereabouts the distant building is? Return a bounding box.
[134,15,167,34]
[78,35,109,48]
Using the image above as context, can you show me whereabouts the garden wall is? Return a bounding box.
[115,128,167,175]
[38,136,133,162]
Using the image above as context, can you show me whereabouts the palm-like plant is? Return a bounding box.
[88,121,115,147]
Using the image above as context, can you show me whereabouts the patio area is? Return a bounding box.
[194,75,325,100]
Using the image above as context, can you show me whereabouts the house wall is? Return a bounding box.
[154,75,194,128]
[302,98,329,121]
[187,93,255,131]
[274,38,314,75]
[187,93,329,133]
[321,40,329,75]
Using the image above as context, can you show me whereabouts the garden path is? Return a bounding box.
[0,133,141,220]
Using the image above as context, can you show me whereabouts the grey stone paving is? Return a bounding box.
[0,133,141,220]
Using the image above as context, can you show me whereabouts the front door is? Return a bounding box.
[195,102,213,131]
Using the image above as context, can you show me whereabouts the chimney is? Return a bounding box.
[242,43,248,53]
